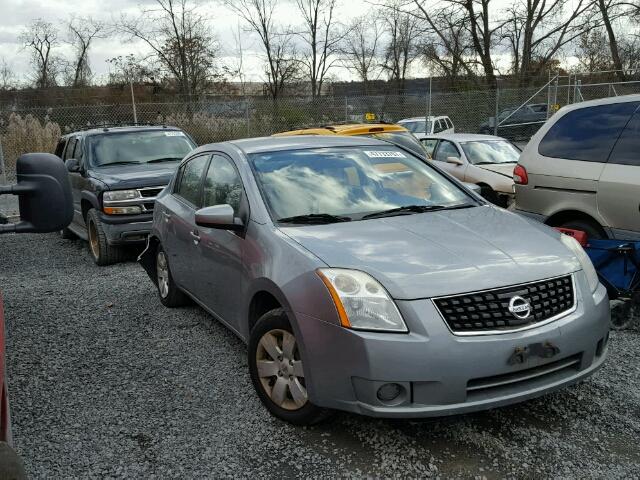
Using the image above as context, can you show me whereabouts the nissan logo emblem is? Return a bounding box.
[508,296,531,320]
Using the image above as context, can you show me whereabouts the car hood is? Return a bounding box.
[281,206,580,300]
[476,163,516,178]
[89,162,180,189]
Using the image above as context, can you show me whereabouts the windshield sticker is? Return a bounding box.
[165,131,185,136]
[364,151,406,158]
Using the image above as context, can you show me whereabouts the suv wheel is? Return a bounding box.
[248,308,331,425]
[155,245,188,307]
[86,209,126,266]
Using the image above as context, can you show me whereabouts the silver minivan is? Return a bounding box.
[515,95,640,239]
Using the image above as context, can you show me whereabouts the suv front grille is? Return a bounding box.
[139,187,164,198]
[433,275,574,335]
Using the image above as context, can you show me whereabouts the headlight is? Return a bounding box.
[103,206,142,215]
[317,268,408,332]
[103,190,140,201]
[560,234,599,292]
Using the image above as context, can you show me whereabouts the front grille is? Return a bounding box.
[433,275,574,334]
[139,186,164,198]
[466,353,582,400]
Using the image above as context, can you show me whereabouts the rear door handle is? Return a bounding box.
[190,230,200,244]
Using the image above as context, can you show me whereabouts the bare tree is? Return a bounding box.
[107,54,158,86]
[67,16,107,87]
[340,16,382,93]
[223,0,299,99]
[404,0,500,86]
[418,5,478,84]
[0,58,16,90]
[501,0,596,83]
[295,0,344,97]
[381,4,421,94]
[119,0,220,97]
[595,0,635,80]
[19,19,61,88]
[575,28,614,71]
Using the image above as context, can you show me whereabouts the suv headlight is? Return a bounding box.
[103,190,140,201]
[560,234,599,293]
[317,268,408,332]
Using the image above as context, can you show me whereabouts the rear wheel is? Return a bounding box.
[155,245,188,307]
[248,309,331,425]
[558,219,606,239]
[86,209,126,265]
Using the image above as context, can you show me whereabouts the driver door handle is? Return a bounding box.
[190,230,200,245]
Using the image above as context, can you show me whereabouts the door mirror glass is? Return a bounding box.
[195,204,243,231]
[446,156,463,166]
[2,153,73,233]
[65,158,80,172]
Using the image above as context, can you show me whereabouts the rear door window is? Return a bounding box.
[538,101,639,162]
[609,111,640,166]
[63,139,77,160]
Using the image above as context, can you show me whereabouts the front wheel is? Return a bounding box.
[248,309,330,425]
[86,209,126,265]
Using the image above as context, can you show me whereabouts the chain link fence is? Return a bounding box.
[1,77,639,184]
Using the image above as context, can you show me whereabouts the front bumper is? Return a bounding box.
[97,212,153,246]
[296,271,610,418]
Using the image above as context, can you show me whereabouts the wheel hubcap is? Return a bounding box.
[256,329,307,410]
[88,220,99,259]
[157,251,170,299]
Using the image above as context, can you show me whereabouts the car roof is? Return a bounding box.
[419,133,506,142]
[61,125,183,138]
[273,123,409,137]
[554,93,640,115]
[221,134,391,155]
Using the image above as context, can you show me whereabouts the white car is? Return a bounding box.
[398,116,454,136]
[420,133,521,207]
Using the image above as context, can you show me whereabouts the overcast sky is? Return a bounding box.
[0,0,379,86]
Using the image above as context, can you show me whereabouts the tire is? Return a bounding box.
[86,209,126,266]
[60,226,76,239]
[155,245,188,307]
[248,308,331,425]
[558,219,606,240]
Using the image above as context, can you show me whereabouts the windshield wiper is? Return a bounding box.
[277,213,351,224]
[362,203,473,220]
[147,157,183,163]
[100,161,141,166]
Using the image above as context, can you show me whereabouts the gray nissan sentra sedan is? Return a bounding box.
[139,135,610,425]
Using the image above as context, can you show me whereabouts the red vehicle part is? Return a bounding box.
[0,292,9,444]
[555,227,588,246]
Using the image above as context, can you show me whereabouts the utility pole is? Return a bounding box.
[130,79,138,124]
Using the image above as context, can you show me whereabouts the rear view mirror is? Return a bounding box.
[65,158,80,172]
[0,153,73,233]
[446,156,463,166]
[195,204,243,231]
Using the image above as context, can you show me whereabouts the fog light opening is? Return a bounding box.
[377,383,404,403]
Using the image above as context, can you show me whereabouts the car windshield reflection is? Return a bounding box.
[250,146,474,222]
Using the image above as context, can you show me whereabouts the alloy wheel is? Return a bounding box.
[156,250,170,299]
[256,329,308,410]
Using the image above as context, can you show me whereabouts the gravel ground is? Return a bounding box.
[0,232,639,479]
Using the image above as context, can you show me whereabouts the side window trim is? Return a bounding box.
[173,153,212,208]
[607,106,640,165]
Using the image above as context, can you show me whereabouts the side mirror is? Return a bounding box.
[446,156,463,166]
[195,204,243,231]
[0,153,73,233]
[65,158,80,172]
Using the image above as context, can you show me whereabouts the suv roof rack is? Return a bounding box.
[70,122,170,133]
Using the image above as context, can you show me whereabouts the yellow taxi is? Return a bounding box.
[273,123,428,159]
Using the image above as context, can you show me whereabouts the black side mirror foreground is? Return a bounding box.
[65,158,80,172]
[0,153,73,234]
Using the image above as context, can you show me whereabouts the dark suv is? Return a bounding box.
[55,126,196,265]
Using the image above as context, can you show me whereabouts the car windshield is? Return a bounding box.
[88,131,195,167]
[460,140,521,165]
[250,146,474,221]
[360,131,428,159]
[400,120,431,133]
